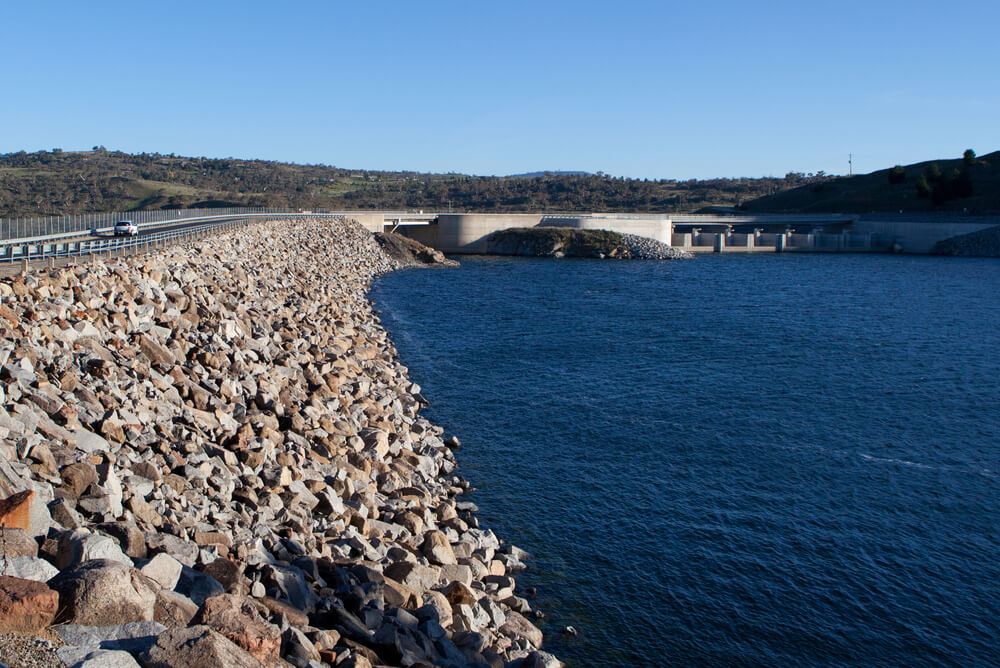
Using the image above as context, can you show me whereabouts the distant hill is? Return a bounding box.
[0,149,829,218]
[742,150,1000,214]
[505,170,593,178]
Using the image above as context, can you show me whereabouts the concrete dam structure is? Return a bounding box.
[359,211,1000,255]
[395,213,679,253]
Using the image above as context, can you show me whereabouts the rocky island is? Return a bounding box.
[482,227,693,260]
[0,219,559,668]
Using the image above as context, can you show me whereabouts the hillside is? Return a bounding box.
[742,150,1000,214]
[0,149,828,217]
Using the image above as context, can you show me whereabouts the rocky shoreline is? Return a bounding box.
[0,218,560,668]
[931,224,1000,257]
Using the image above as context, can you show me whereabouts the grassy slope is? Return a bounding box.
[743,151,1000,214]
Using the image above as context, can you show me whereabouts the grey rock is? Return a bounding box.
[49,497,85,529]
[263,564,317,612]
[57,530,134,569]
[55,621,166,653]
[174,565,224,606]
[56,646,142,668]
[0,555,59,582]
[74,429,112,454]
[383,562,440,594]
[145,533,199,567]
[521,650,563,668]
[281,627,320,667]
[140,553,183,590]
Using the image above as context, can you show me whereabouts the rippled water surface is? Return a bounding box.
[369,254,1000,667]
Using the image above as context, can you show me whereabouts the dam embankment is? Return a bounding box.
[0,218,557,668]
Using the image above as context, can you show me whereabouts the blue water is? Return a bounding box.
[369,254,1000,667]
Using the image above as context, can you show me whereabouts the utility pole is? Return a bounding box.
[848,153,853,176]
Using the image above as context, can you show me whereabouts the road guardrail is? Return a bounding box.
[0,213,345,264]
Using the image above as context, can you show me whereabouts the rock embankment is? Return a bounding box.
[483,227,693,260]
[932,225,1000,257]
[374,233,460,269]
[0,218,560,668]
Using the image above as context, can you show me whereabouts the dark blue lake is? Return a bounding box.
[369,254,1000,667]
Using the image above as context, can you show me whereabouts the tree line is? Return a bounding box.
[0,149,831,218]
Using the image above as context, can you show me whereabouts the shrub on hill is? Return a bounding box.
[925,163,943,183]
[916,175,931,198]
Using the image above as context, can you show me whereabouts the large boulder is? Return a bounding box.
[141,553,183,590]
[199,558,244,594]
[154,590,199,628]
[143,625,265,668]
[191,594,281,665]
[500,610,544,649]
[175,565,224,606]
[60,462,99,497]
[48,559,157,625]
[146,533,199,567]
[421,530,457,565]
[521,650,564,668]
[57,530,134,569]
[262,564,317,612]
[57,646,142,668]
[0,575,59,634]
[383,562,441,594]
[0,527,37,556]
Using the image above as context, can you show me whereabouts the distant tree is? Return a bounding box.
[963,149,977,166]
[888,165,906,184]
[916,174,931,198]
[925,163,942,182]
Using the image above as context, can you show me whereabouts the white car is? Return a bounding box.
[114,220,138,236]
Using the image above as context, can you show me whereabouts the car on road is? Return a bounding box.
[114,220,138,236]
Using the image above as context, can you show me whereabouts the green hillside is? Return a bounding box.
[0,149,828,218]
[742,150,1000,214]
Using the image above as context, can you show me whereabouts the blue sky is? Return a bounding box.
[2,1,997,179]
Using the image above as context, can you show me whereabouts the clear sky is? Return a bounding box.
[2,1,997,179]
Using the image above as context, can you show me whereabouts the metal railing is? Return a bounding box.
[0,212,348,264]
[0,207,306,241]
[0,218,252,263]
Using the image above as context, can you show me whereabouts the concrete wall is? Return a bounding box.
[345,213,385,234]
[540,215,672,244]
[401,214,544,253]
[853,216,1000,253]
[401,213,676,253]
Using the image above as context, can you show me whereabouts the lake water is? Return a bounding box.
[369,253,1000,667]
